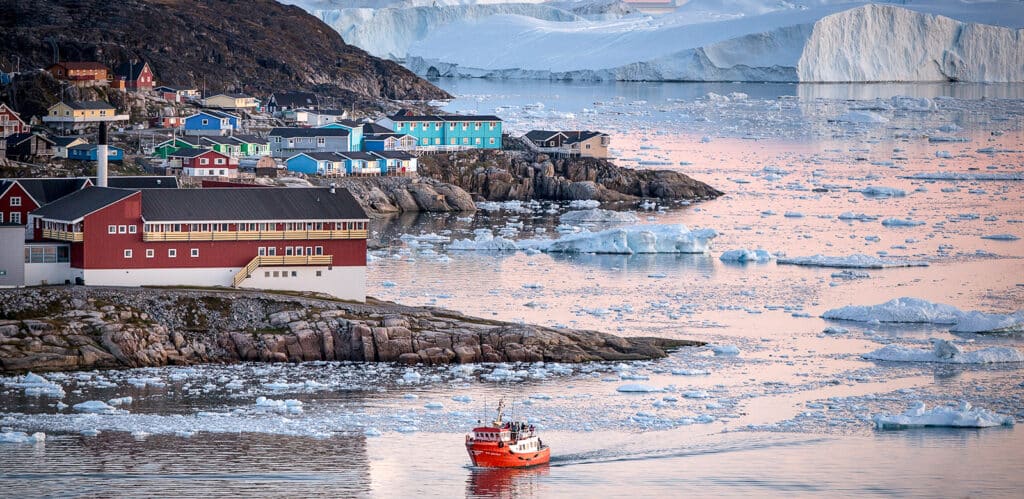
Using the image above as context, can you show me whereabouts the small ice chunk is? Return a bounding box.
[73,400,118,414]
[710,345,740,356]
[617,384,662,393]
[873,401,1014,429]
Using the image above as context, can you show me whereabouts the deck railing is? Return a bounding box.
[42,229,84,242]
[232,254,333,287]
[144,229,367,242]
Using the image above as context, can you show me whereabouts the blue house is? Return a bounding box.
[67,144,124,162]
[383,112,502,150]
[285,152,345,176]
[319,120,364,151]
[183,110,240,136]
[370,151,417,175]
[336,152,379,175]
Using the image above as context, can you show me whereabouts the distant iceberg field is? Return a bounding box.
[291,0,1024,82]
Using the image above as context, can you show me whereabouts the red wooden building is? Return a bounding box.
[112,61,155,91]
[167,148,239,178]
[28,186,368,300]
[0,103,29,138]
[46,62,109,86]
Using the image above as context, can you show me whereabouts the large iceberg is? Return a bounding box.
[873,401,1014,429]
[824,297,1024,333]
[377,1,1024,82]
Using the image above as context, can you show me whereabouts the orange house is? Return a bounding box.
[47,62,109,86]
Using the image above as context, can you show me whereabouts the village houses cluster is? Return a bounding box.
[0,57,610,299]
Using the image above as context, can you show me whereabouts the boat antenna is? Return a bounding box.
[494,398,505,426]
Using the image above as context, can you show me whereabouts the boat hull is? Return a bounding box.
[467,443,551,468]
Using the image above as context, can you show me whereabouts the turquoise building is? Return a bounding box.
[385,113,502,150]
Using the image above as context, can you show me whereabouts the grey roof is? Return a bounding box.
[370,151,415,160]
[524,130,562,143]
[66,101,115,110]
[269,127,349,138]
[365,133,412,141]
[89,176,179,189]
[31,187,137,222]
[141,188,367,222]
[272,91,317,108]
[525,130,607,145]
[310,109,345,116]
[337,152,377,161]
[195,109,239,120]
[390,113,501,122]
[155,85,196,92]
[362,123,394,135]
[156,136,203,147]
[13,177,90,205]
[168,147,221,158]
[68,144,99,151]
[200,136,238,145]
[6,133,55,147]
[295,152,345,161]
[228,134,266,145]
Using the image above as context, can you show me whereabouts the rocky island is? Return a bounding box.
[0,287,702,374]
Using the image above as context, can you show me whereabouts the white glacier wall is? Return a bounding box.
[797,4,1024,82]
[354,1,1024,82]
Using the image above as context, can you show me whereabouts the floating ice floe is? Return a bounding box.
[13,372,65,398]
[671,369,710,376]
[719,248,773,263]
[824,297,1024,333]
[838,212,878,222]
[873,401,1014,429]
[682,390,711,399]
[881,218,925,227]
[833,111,888,124]
[254,397,303,414]
[448,229,518,251]
[559,209,638,224]
[778,254,928,269]
[617,384,661,393]
[567,200,600,209]
[980,234,1020,241]
[108,397,133,406]
[0,431,46,444]
[73,400,123,414]
[863,339,1024,364]
[710,345,740,356]
[858,186,906,198]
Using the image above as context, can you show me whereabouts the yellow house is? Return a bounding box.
[48,101,116,119]
[202,93,258,110]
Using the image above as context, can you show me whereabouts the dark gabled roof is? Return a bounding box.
[524,130,563,143]
[362,123,394,135]
[156,136,203,148]
[112,61,149,79]
[228,134,266,145]
[390,113,502,122]
[6,133,56,147]
[50,136,87,147]
[364,133,408,141]
[68,144,100,151]
[272,91,317,108]
[370,151,415,160]
[310,109,344,116]
[90,176,179,189]
[65,101,115,110]
[207,93,252,100]
[31,187,137,222]
[199,136,238,145]
[293,152,344,161]
[561,130,607,143]
[155,85,196,92]
[14,178,90,206]
[336,152,377,161]
[168,147,223,159]
[141,188,367,222]
[269,127,349,138]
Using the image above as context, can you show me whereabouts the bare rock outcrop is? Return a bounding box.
[0,287,702,373]
[328,176,477,215]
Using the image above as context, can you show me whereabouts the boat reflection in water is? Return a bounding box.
[466,463,550,498]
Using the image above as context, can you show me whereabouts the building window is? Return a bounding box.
[268,247,277,256]
[201,119,209,126]
[9,196,20,206]
[258,247,266,256]
[128,225,137,234]
[200,158,209,165]
[475,138,481,144]
[489,137,496,145]
[124,249,133,258]
[190,248,199,257]
[421,138,428,145]
[434,138,440,145]
[215,158,225,165]
[317,137,325,146]
[450,138,456,145]
[315,246,323,255]
[285,247,293,256]
[11,212,20,224]
[315,270,322,277]
[146,249,154,258]
[118,225,127,234]
[291,271,297,277]
[108,225,116,234]
[462,137,469,145]
[272,271,279,277]
[168,249,177,258]
[219,170,225,176]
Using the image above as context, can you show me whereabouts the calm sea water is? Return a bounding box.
[2,80,1023,497]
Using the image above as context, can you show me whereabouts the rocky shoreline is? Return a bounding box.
[0,287,702,374]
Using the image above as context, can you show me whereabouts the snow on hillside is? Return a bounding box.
[287,0,1024,82]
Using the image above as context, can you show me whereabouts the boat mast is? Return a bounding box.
[493,398,505,427]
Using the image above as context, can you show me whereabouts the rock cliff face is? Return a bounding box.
[0,287,700,373]
[0,0,449,116]
[417,145,723,203]
[327,176,477,215]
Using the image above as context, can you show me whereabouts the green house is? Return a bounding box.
[230,134,271,157]
[152,136,203,158]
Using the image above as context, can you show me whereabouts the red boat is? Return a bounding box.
[466,400,550,468]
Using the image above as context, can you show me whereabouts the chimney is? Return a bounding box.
[96,121,108,187]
